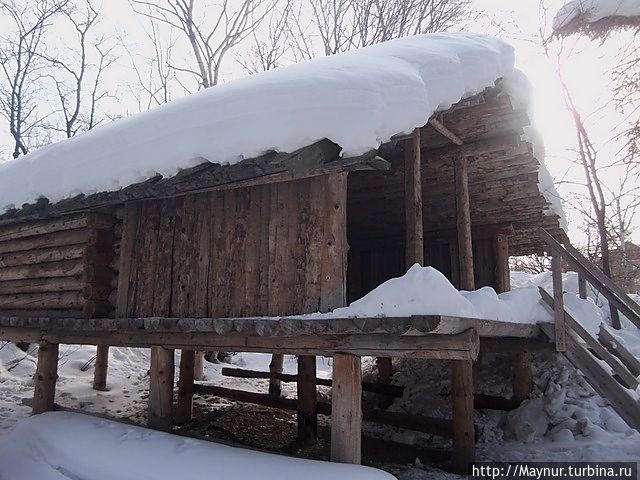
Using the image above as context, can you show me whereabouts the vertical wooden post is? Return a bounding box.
[551,251,566,352]
[148,346,175,432]
[452,359,474,474]
[193,351,205,381]
[455,157,475,290]
[331,354,362,464]
[404,128,424,267]
[32,342,59,415]
[376,356,394,409]
[577,272,587,299]
[175,349,195,426]
[297,355,318,443]
[92,345,109,391]
[513,351,533,403]
[493,234,510,293]
[269,353,284,397]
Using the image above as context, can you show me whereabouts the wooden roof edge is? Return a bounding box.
[0,139,389,226]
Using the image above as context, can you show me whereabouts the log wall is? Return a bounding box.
[0,212,119,318]
[117,174,347,318]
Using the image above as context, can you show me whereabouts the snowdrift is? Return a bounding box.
[0,412,395,480]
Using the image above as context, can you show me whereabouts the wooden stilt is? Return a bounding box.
[297,355,318,442]
[376,357,394,409]
[551,251,566,352]
[148,346,175,432]
[493,234,510,293]
[331,354,362,464]
[455,157,475,291]
[513,351,533,403]
[268,353,284,397]
[452,359,474,474]
[32,342,59,415]
[577,272,587,299]
[193,351,205,381]
[92,345,109,391]
[175,349,195,426]
[404,128,424,267]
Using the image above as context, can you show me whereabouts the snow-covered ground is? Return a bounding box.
[1,269,639,479]
[0,412,393,480]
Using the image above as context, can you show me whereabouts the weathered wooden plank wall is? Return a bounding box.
[117,174,347,319]
[0,212,119,318]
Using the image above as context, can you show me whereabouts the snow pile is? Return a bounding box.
[0,33,514,213]
[305,264,594,326]
[0,412,394,480]
[553,0,640,31]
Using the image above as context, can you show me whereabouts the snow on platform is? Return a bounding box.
[0,412,395,480]
[0,33,515,213]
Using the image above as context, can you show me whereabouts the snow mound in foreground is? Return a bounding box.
[553,0,640,30]
[0,33,514,213]
[0,412,395,480]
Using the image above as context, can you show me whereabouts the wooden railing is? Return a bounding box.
[537,228,640,432]
[538,228,640,352]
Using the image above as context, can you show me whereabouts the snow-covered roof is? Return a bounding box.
[0,33,515,214]
[553,0,640,32]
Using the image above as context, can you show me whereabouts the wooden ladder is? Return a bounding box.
[538,228,640,432]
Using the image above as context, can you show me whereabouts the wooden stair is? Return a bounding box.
[537,228,640,432]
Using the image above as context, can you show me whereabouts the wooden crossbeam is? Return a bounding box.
[429,118,463,146]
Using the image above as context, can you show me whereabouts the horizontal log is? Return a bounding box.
[0,260,84,282]
[473,394,520,411]
[220,367,405,397]
[192,384,454,437]
[0,291,84,310]
[0,276,83,295]
[0,324,478,359]
[0,309,83,319]
[0,244,86,268]
[83,300,114,319]
[81,284,114,301]
[0,213,88,242]
[0,229,89,255]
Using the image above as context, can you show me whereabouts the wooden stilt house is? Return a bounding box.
[0,34,569,473]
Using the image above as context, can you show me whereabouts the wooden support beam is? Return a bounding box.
[454,157,475,290]
[297,355,318,443]
[577,272,587,300]
[220,367,405,397]
[451,359,475,474]
[92,345,109,391]
[513,352,533,403]
[32,341,59,415]
[193,351,205,381]
[493,234,510,293]
[551,252,566,352]
[148,346,174,432]
[175,350,195,426]
[404,128,424,267]
[376,357,394,409]
[268,353,284,397]
[331,354,362,464]
[428,118,463,146]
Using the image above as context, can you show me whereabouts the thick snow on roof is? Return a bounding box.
[553,0,640,31]
[0,33,515,213]
[0,412,394,480]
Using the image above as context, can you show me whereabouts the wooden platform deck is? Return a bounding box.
[0,314,546,359]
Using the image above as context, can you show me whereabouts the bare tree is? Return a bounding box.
[131,0,275,89]
[0,0,67,158]
[43,0,116,138]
